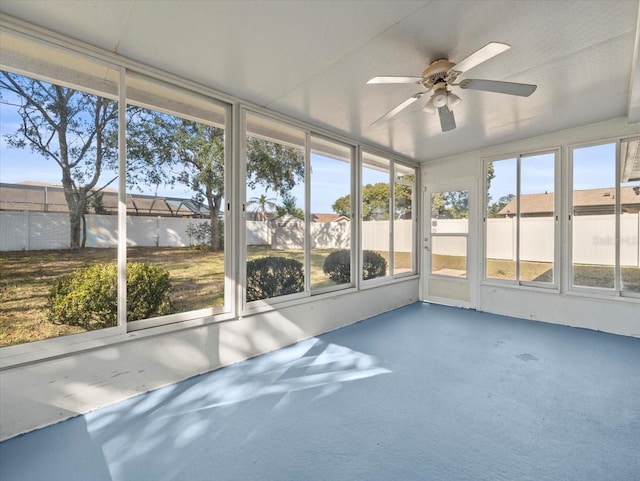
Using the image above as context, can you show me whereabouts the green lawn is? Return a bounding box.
[2,246,411,347]
[0,247,227,347]
[10,247,632,349]
[433,254,640,290]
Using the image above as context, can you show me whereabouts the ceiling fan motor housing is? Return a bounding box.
[421,58,456,86]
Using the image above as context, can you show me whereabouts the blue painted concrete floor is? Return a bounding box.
[1,303,639,481]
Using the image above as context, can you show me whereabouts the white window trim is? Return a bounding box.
[309,133,357,293]
[0,19,419,367]
[481,148,561,291]
[568,137,640,299]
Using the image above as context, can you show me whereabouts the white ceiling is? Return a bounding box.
[1,0,639,162]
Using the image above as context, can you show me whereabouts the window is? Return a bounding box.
[0,30,419,359]
[361,151,417,281]
[244,112,306,303]
[0,34,120,346]
[310,136,354,291]
[394,164,416,275]
[620,139,640,294]
[485,158,517,280]
[571,140,640,296]
[485,151,557,286]
[430,190,469,278]
[125,73,229,328]
[361,152,391,281]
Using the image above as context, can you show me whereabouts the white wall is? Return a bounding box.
[422,117,640,337]
[0,278,419,440]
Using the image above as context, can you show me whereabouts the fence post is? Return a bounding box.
[25,210,30,251]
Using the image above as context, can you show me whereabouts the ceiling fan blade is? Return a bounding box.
[460,79,537,97]
[451,42,510,74]
[371,94,422,125]
[367,76,423,85]
[438,106,456,132]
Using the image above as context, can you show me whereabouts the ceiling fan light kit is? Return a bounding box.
[367,42,537,132]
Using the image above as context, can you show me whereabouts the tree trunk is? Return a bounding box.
[207,192,222,252]
[65,189,87,251]
[68,204,83,250]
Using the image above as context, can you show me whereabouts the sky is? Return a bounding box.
[0,83,388,215]
[0,80,621,215]
[486,143,618,204]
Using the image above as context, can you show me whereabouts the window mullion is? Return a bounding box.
[615,139,621,293]
[389,164,395,276]
[304,132,311,294]
[516,155,521,284]
[118,67,127,332]
[354,146,361,289]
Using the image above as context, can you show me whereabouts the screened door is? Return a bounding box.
[423,180,477,308]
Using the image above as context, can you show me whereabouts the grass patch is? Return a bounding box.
[0,246,360,347]
[0,247,226,347]
[14,247,633,349]
[1,246,416,347]
[438,255,639,291]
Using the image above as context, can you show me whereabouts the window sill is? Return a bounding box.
[481,279,559,293]
[1,275,419,370]
[359,273,419,291]
[566,288,640,304]
[0,311,235,371]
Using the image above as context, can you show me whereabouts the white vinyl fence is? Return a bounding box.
[435,215,639,267]
[4,211,636,266]
[251,218,414,252]
[0,212,210,250]
[0,212,415,252]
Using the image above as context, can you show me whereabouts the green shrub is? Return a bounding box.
[322,249,352,284]
[126,263,173,321]
[322,249,387,282]
[246,256,304,302]
[49,262,172,329]
[363,250,387,280]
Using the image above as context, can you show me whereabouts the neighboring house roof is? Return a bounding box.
[0,182,209,217]
[311,213,350,222]
[497,186,640,217]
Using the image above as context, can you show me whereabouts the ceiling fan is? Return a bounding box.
[367,42,537,132]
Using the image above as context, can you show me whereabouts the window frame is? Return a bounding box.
[360,148,419,287]
[0,21,419,367]
[0,33,128,359]
[240,108,310,313]
[0,28,238,362]
[568,138,640,299]
[124,70,233,331]
[482,148,560,291]
[308,133,357,295]
[393,162,418,278]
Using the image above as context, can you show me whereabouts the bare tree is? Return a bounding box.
[0,71,118,249]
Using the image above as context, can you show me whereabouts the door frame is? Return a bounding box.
[422,177,478,309]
